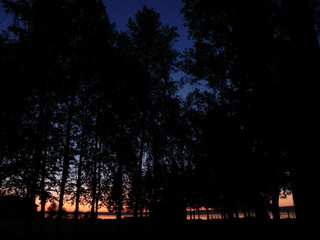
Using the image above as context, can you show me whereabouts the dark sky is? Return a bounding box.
[0,0,199,97]
[1,0,190,50]
[104,0,197,97]
[1,0,192,50]
[0,4,11,29]
[103,0,192,52]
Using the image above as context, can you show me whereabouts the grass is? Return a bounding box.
[0,217,316,240]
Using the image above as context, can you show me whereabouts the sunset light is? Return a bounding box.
[1,0,318,239]
[279,195,294,207]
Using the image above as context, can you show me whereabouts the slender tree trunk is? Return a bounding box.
[40,103,50,222]
[40,149,47,218]
[252,192,270,221]
[74,105,88,221]
[74,139,84,220]
[95,156,101,220]
[115,123,126,220]
[90,151,97,220]
[281,0,320,223]
[225,196,234,220]
[115,167,123,220]
[25,92,46,233]
[40,144,48,230]
[245,209,249,218]
[39,138,48,231]
[57,97,74,230]
[151,139,160,219]
[115,159,123,220]
[234,206,239,219]
[271,189,280,221]
[134,133,144,218]
[197,207,200,219]
[220,206,225,220]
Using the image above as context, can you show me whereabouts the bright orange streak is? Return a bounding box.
[279,194,294,207]
[36,194,294,213]
[36,198,94,212]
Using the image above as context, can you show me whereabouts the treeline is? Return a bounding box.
[0,0,319,224]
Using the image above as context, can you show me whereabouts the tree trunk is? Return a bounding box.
[281,0,320,223]
[94,143,102,220]
[74,140,84,220]
[252,192,270,221]
[115,160,123,220]
[115,123,126,220]
[74,104,88,221]
[95,158,101,220]
[39,140,48,231]
[271,189,280,221]
[224,196,234,220]
[234,206,239,219]
[245,209,249,218]
[57,97,74,230]
[90,150,97,220]
[40,149,47,219]
[25,92,45,233]
[133,133,144,218]
[220,205,225,220]
[40,102,50,223]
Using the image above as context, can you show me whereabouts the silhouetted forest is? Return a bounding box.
[1,0,320,238]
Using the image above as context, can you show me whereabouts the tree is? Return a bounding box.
[0,32,29,191]
[277,0,320,222]
[126,6,180,220]
[182,0,290,220]
[1,0,116,229]
[1,0,74,230]
[52,0,115,226]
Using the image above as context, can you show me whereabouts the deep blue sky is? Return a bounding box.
[103,0,192,52]
[1,0,199,97]
[103,0,197,97]
[0,4,11,29]
[1,1,192,51]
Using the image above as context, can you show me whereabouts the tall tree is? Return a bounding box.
[53,0,115,226]
[1,0,116,229]
[1,0,74,230]
[0,32,28,189]
[126,6,180,219]
[278,0,320,222]
[182,0,288,220]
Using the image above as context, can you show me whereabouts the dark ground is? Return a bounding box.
[0,218,318,240]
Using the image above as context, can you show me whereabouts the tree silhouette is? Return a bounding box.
[2,1,316,235]
[277,0,320,222]
[182,0,294,220]
[126,5,180,220]
[1,0,74,230]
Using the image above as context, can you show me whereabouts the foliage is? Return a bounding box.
[1,0,318,224]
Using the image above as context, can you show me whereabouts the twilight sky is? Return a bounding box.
[103,0,196,98]
[103,0,192,52]
[1,1,192,51]
[1,0,197,97]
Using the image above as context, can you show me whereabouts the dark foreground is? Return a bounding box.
[0,218,318,240]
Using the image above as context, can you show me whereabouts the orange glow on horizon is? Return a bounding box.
[36,198,95,212]
[279,194,294,207]
[36,194,294,213]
